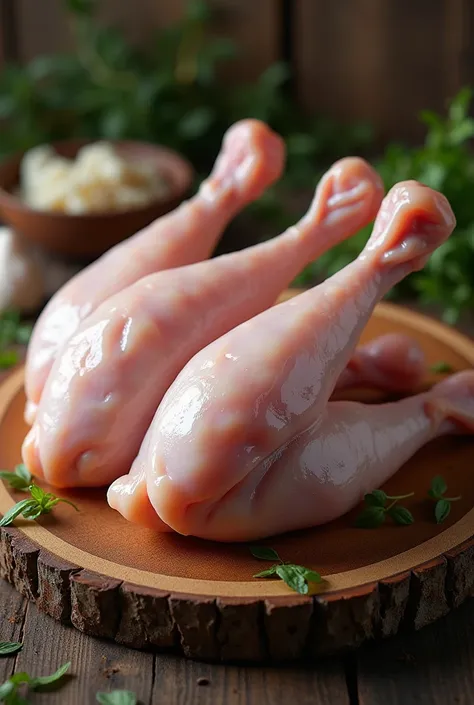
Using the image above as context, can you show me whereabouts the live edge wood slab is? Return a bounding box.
[0,292,474,664]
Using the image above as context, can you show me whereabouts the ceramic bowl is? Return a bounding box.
[0,140,194,261]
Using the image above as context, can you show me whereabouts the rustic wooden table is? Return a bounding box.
[1,575,474,704]
[1,304,473,703]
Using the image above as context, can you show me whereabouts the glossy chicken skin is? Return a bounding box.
[110,181,473,542]
[23,157,384,488]
[24,119,285,425]
[108,332,426,531]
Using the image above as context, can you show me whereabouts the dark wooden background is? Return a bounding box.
[0,0,473,142]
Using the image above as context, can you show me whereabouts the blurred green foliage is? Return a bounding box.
[300,88,474,323]
[0,0,474,320]
[0,0,370,174]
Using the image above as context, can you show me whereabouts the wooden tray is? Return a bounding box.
[1,295,474,663]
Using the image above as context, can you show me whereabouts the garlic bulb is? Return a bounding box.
[0,226,45,313]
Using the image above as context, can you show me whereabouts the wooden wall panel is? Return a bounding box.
[210,0,280,82]
[294,0,469,143]
[14,0,278,83]
[15,0,184,61]
[16,0,71,61]
[0,0,18,63]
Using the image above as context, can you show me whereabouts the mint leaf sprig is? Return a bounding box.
[0,465,32,492]
[0,661,70,702]
[0,642,22,657]
[0,483,79,527]
[356,490,415,528]
[250,546,322,595]
[428,475,461,524]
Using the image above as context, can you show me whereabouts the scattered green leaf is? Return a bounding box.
[388,506,415,526]
[428,476,460,523]
[0,482,79,527]
[253,566,278,579]
[428,475,448,500]
[430,361,454,374]
[0,499,38,527]
[0,465,32,492]
[29,661,71,688]
[250,547,322,594]
[0,312,32,371]
[96,689,137,705]
[275,564,308,594]
[0,661,70,702]
[356,489,415,528]
[0,642,22,657]
[363,490,387,507]
[355,506,386,529]
[435,499,451,524]
[249,546,280,562]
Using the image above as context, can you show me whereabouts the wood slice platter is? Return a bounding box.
[1,293,474,663]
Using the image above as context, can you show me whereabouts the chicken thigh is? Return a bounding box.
[24,119,284,424]
[23,157,384,488]
[110,180,473,542]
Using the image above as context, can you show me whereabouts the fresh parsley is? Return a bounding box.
[299,88,474,323]
[430,361,454,374]
[0,642,22,657]
[250,546,322,595]
[0,483,79,527]
[0,312,32,370]
[0,465,32,492]
[0,661,70,702]
[428,475,461,524]
[356,489,415,528]
[96,690,137,705]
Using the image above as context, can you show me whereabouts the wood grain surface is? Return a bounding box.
[2,574,474,703]
[294,0,470,142]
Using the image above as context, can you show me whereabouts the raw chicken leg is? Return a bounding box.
[333,333,425,392]
[111,180,466,542]
[23,157,384,488]
[108,333,426,531]
[24,119,285,424]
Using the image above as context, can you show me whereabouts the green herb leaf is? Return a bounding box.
[293,566,322,584]
[430,475,447,499]
[355,506,386,529]
[249,546,281,562]
[0,351,18,369]
[55,498,80,512]
[0,474,29,492]
[15,325,33,345]
[0,680,15,699]
[0,480,79,526]
[0,499,37,527]
[8,671,31,685]
[275,564,308,595]
[253,566,279,578]
[435,499,451,524]
[0,465,33,492]
[388,506,415,526]
[14,465,32,486]
[0,662,70,702]
[364,490,387,507]
[96,690,137,705]
[0,642,22,656]
[29,661,71,688]
[28,484,46,504]
[430,361,454,374]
